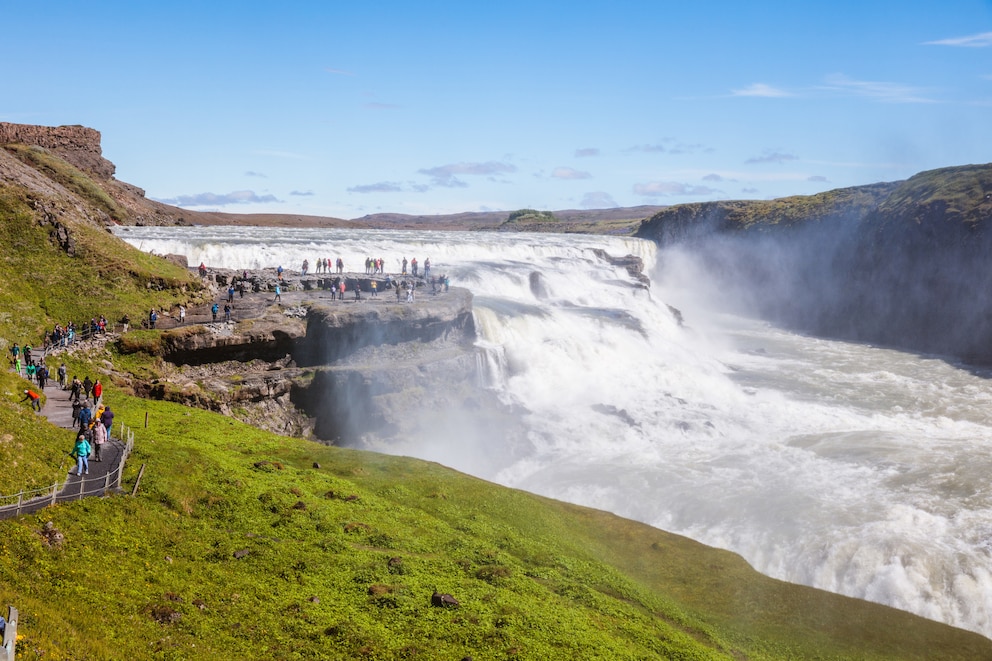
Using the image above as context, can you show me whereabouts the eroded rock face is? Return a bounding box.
[0,122,115,179]
[135,283,485,445]
[297,288,476,366]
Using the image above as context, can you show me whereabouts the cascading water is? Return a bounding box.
[114,225,992,637]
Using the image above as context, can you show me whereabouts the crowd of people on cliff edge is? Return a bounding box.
[193,254,451,313]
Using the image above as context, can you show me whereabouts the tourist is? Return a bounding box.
[71,433,91,476]
[402,257,408,275]
[277,265,284,280]
[227,285,235,303]
[120,314,130,333]
[224,303,231,322]
[69,376,81,402]
[93,379,103,406]
[302,259,309,276]
[82,376,93,401]
[21,388,41,412]
[149,309,158,329]
[411,257,418,277]
[101,405,114,438]
[57,362,67,389]
[100,406,114,441]
[72,399,82,426]
[211,302,219,322]
[370,280,377,297]
[338,280,346,299]
[91,418,107,462]
[198,262,207,277]
[274,284,282,302]
[77,401,93,432]
[178,305,186,323]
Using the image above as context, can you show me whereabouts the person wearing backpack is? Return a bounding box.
[78,401,93,432]
[71,433,91,476]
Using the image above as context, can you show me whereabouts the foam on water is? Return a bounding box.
[115,225,992,637]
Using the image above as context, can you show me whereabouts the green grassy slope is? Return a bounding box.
[1,387,988,660]
[0,145,990,659]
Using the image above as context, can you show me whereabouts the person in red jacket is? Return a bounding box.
[21,389,41,412]
[93,379,103,405]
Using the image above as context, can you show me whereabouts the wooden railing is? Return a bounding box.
[0,424,135,519]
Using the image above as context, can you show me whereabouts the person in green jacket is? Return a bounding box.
[71,433,91,476]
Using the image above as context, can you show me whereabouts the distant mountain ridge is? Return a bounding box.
[0,121,663,231]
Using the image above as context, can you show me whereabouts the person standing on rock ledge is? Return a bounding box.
[274,284,282,302]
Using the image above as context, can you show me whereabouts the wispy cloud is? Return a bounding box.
[325,67,355,75]
[633,181,719,197]
[807,175,829,182]
[347,182,404,194]
[627,143,667,153]
[924,31,992,47]
[245,171,267,178]
[581,192,617,209]
[157,190,280,207]
[745,151,799,164]
[418,161,517,187]
[253,150,309,160]
[575,148,600,157]
[703,173,737,183]
[732,83,792,98]
[626,139,710,155]
[741,187,760,194]
[550,167,591,180]
[820,73,936,103]
[290,190,314,196]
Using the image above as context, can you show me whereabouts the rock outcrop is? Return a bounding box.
[0,122,115,179]
[118,273,486,444]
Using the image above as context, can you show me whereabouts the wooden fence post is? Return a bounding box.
[131,464,146,497]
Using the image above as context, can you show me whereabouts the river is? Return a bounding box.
[114,225,992,638]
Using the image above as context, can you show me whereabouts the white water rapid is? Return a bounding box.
[115,225,992,637]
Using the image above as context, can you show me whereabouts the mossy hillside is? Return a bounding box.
[635,182,899,244]
[3,144,125,221]
[0,389,988,660]
[874,163,992,228]
[0,185,205,352]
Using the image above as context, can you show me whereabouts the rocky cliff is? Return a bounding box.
[117,274,488,446]
[636,163,992,365]
[0,122,116,179]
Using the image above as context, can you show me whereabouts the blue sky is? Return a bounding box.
[3,1,991,218]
